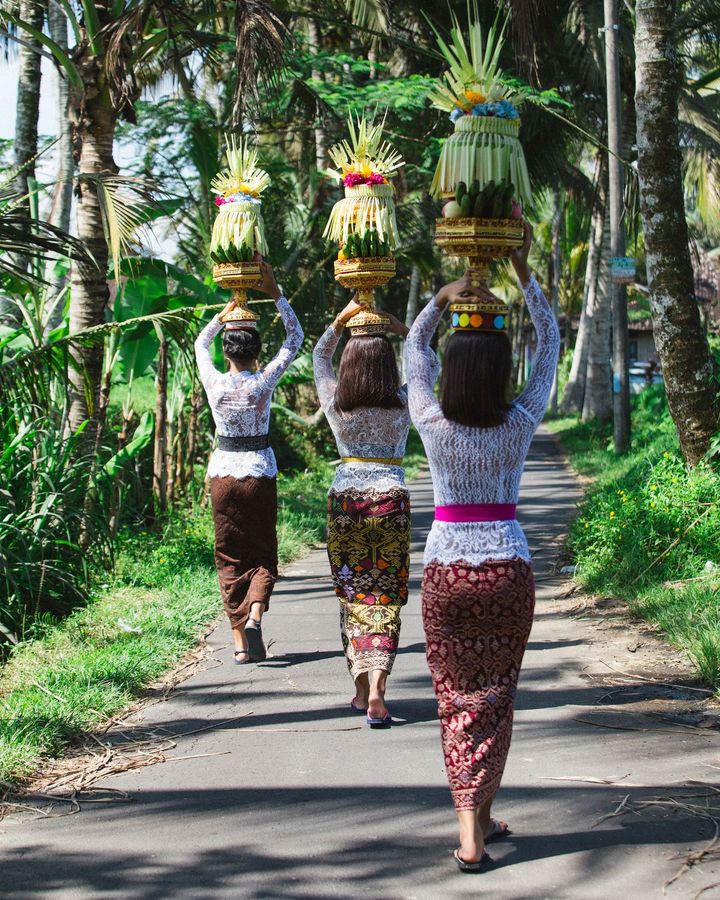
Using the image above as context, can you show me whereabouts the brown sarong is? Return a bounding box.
[422,557,535,810]
[210,475,278,629]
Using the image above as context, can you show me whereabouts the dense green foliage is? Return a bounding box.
[0,428,426,785]
[1,0,719,782]
[549,388,720,688]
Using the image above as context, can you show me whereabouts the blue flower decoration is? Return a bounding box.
[471,103,489,116]
[449,106,465,123]
[491,99,520,119]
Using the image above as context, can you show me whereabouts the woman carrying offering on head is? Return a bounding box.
[313,298,411,727]
[405,222,560,872]
[194,261,303,665]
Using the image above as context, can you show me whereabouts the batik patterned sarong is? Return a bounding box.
[422,557,535,810]
[327,490,411,678]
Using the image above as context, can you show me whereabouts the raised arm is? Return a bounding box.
[312,322,340,411]
[194,315,224,393]
[405,299,443,427]
[514,276,561,424]
[260,296,304,390]
[312,297,367,410]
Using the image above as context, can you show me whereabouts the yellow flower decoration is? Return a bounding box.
[464,90,487,105]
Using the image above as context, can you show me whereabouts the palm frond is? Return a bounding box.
[344,0,388,34]
[0,210,94,286]
[232,0,289,126]
[0,304,213,409]
[79,173,167,281]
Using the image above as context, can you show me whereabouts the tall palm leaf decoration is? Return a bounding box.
[210,135,271,262]
[324,113,404,248]
[427,9,523,112]
[427,6,531,205]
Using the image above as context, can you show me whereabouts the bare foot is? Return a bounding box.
[457,809,484,863]
[367,669,389,719]
[354,672,369,709]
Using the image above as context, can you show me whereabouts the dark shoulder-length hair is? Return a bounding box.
[335,334,404,412]
[440,331,512,428]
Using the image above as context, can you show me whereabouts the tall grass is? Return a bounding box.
[0,416,110,646]
[548,387,720,689]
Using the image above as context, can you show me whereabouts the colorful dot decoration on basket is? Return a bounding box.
[450,305,508,332]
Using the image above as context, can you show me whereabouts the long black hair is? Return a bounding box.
[223,328,262,366]
[335,335,403,412]
[440,331,512,427]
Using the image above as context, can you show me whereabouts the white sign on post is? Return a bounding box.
[610,256,636,284]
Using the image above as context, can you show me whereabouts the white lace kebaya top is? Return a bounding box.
[194,297,304,480]
[405,275,560,567]
[313,325,411,496]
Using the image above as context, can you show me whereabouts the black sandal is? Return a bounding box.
[234,649,251,666]
[245,617,267,662]
[453,849,493,874]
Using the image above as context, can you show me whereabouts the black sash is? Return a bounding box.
[217,434,270,452]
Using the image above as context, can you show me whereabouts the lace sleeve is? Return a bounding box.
[194,315,224,393]
[312,323,340,411]
[259,296,304,391]
[515,276,561,425]
[405,300,444,427]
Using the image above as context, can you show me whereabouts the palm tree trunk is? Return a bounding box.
[13,0,45,209]
[306,18,327,173]
[582,202,613,423]
[44,0,75,332]
[153,332,168,515]
[548,190,562,415]
[404,263,421,327]
[2,0,46,321]
[563,176,606,414]
[635,0,718,465]
[67,90,117,433]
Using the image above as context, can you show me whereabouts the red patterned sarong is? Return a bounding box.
[326,490,411,678]
[422,558,535,810]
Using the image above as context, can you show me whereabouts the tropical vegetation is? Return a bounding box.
[0,0,719,785]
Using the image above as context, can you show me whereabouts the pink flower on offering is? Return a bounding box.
[214,196,226,206]
[343,172,365,187]
[365,172,386,185]
[510,199,522,219]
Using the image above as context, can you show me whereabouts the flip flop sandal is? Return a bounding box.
[366,713,392,728]
[453,849,493,874]
[245,617,267,662]
[485,819,512,843]
[350,698,368,713]
[234,649,251,666]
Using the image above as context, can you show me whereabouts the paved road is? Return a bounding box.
[3,431,719,899]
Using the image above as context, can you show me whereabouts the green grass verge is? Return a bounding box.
[0,430,427,787]
[547,388,720,690]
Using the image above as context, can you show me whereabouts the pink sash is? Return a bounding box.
[434,503,517,523]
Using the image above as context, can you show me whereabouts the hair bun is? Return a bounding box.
[222,328,262,364]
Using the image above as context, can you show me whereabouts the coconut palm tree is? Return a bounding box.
[635,0,719,465]
[1,0,288,436]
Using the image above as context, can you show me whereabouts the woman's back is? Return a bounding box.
[313,322,410,495]
[418,406,534,505]
[405,274,560,566]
